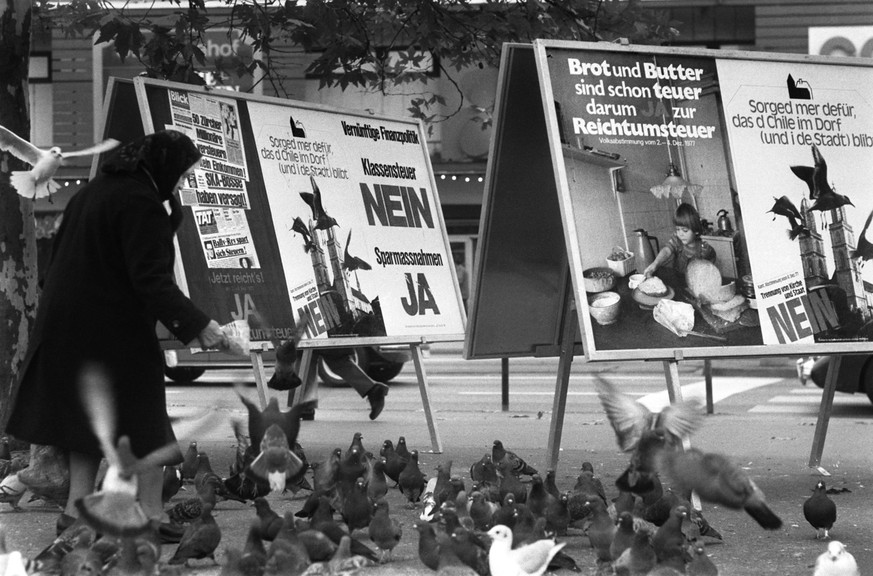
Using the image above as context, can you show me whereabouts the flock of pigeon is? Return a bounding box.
[0,372,863,576]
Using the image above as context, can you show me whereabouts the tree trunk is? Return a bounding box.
[0,0,38,434]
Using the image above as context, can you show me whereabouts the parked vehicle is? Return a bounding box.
[164,345,411,385]
[809,355,873,405]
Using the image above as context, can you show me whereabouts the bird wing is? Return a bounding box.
[657,399,704,442]
[62,138,120,158]
[812,144,829,192]
[594,375,651,452]
[78,364,121,470]
[511,539,565,573]
[310,176,326,215]
[0,125,42,165]
[860,208,873,238]
[789,165,816,198]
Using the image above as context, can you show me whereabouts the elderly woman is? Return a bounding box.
[7,130,227,540]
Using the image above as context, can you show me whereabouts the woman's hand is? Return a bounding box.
[197,320,228,350]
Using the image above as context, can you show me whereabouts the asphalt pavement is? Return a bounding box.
[2,347,872,575]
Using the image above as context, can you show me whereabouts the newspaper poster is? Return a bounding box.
[718,58,873,345]
[167,90,259,269]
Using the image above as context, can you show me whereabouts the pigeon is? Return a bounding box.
[595,375,703,452]
[804,481,837,539]
[181,442,199,481]
[366,457,389,502]
[543,470,561,499]
[167,478,217,525]
[686,542,719,576]
[574,461,607,506]
[432,460,454,508]
[526,474,554,519]
[326,534,376,574]
[248,314,307,393]
[492,440,538,477]
[368,498,402,563]
[398,450,427,507]
[237,390,315,492]
[850,207,873,267]
[496,458,528,504]
[0,474,27,511]
[652,505,687,566]
[395,436,413,461]
[486,524,566,576]
[18,444,70,508]
[254,497,284,541]
[0,125,119,199]
[612,526,656,576]
[295,520,338,561]
[310,496,379,562]
[661,446,782,530]
[340,477,373,531]
[342,230,372,272]
[194,451,245,503]
[449,526,490,576]
[266,512,310,575]
[615,428,670,496]
[611,511,636,562]
[337,442,367,499]
[162,466,183,504]
[380,440,407,485]
[585,498,616,562]
[813,540,860,576]
[467,491,495,532]
[220,520,267,576]
[470,454,499,485]
[58,528,102,576]
[413,521,441,571]
[299,176,338,230]
[545,490,570,536]
[168,501,222,565]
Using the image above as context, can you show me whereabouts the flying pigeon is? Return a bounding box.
[803,480,837,540]
[0,125,119,199]
[236,388,315,492]
[813,541,860,576]
[595,375,703,452]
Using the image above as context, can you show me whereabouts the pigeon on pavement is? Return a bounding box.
[813,541,860,576]
[686,542,719,576]
[254,497,283,541]
[168,501,222,565]
[181,442,199,481]
[368,498,402,563]
[398,450,427,508]
[413,521,441,571]
[804,481,837,539]
[492,440,538,477]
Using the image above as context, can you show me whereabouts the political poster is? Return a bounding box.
[717,59,873,347]
[508,41,873,361]
[130,77,464,347]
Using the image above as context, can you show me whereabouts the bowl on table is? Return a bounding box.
[583,267,616,293]
[628,273,646,290]
[588,291,621,325]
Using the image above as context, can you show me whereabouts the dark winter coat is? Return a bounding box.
[7,131,210,460]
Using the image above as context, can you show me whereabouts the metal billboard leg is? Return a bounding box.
[411,343,443,454]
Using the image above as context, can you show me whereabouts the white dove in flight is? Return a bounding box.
[0,124,119,200]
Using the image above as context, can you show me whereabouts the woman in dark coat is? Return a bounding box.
[7,130,227,533]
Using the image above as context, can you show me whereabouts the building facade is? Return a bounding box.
[27,0,873,277]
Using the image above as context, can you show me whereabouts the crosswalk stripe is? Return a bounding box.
[749,388,870,413]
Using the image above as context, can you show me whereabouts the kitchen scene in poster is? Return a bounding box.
[246,102,465,341]
[544,46,873,353]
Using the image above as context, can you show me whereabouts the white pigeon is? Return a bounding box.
[0,124,118,199]
[813,541,860,576]
[487,525,566,576]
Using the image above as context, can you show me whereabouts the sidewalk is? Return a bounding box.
[2,371,869,576]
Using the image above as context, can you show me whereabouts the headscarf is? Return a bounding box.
[102,130,202,230]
